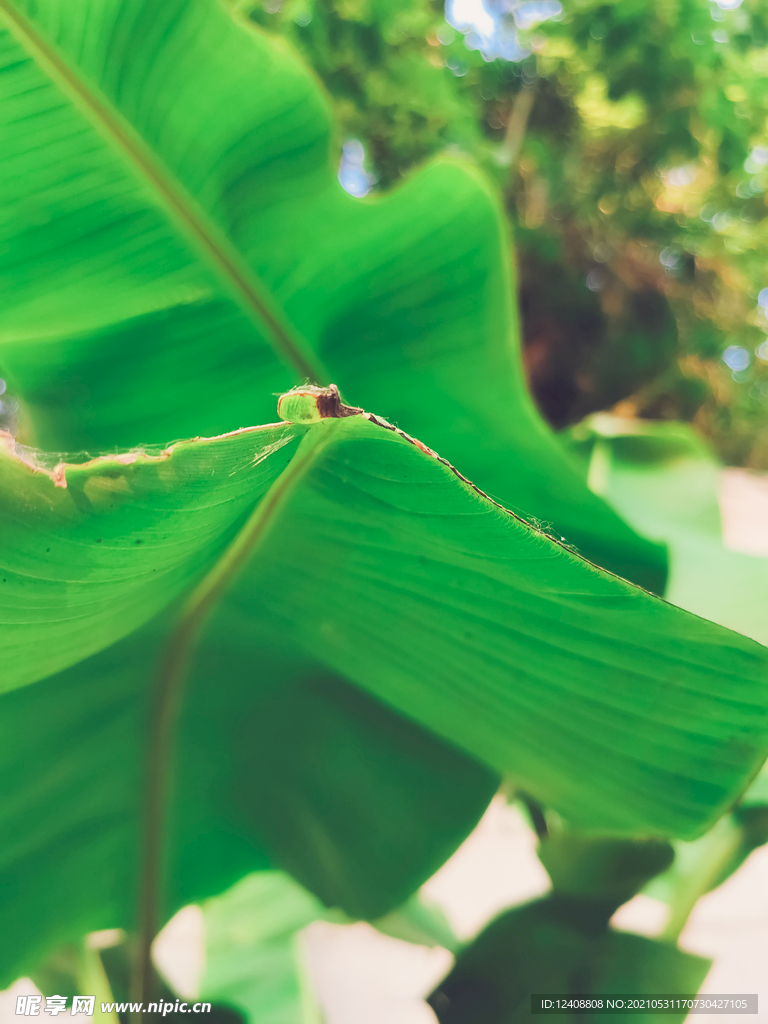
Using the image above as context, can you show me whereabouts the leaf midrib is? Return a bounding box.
[0,0,325,383]
[135,418,338,1006]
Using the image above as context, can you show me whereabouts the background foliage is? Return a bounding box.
[247,0,768,467]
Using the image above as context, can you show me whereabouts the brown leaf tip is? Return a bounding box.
[277,384,364,424]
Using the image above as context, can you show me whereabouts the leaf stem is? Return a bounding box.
[660,816,743,944]
[131,423,337,1022]
[498,85,537,169]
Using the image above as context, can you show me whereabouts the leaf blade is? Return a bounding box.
[0,0,322,380]
[1,409,766,983]
[221,415,767,836]
[0,422,302,692]
[0,0,665,588]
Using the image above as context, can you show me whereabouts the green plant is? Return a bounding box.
[251,0,768,468]
[1,2,767,1021]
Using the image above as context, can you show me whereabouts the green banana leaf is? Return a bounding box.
[0,424,300,693]
[0,0,665,590]
[428,897,711,1024]
[194,872,456,1024]
[0,614,495,982]
[196,873,323,1024]
[643,764,768,912]
[572,416,768,647]
[568,417,768,912]
[537,831,674,913]
[1,407,766,983]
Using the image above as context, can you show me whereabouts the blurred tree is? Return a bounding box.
[238,0,768,467]
[240,0,478,185]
